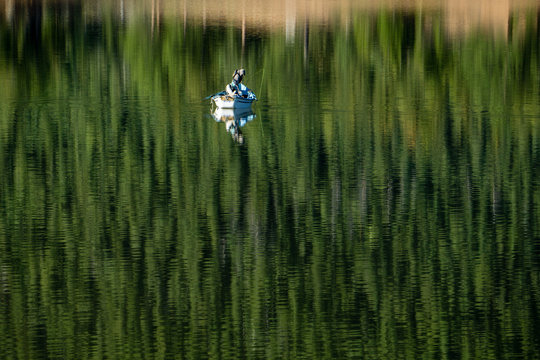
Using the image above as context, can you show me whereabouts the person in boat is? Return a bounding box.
[226,69,249,97]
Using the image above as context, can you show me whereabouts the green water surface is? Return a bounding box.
[0,3,539,359]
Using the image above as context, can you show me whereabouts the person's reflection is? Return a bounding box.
[212,108,256,144]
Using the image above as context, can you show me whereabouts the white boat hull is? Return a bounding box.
[212,94,256,109]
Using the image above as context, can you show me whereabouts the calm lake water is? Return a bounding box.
[1,2,539,359]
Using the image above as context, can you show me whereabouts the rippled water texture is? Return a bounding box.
[0,1,539,359]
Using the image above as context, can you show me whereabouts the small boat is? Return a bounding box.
[211,91,257,109]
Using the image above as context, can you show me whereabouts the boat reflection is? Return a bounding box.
[212,107,256,144]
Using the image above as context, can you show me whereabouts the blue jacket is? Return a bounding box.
[230,82,249,94]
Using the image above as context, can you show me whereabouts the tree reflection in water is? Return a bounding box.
[0,2,539,359]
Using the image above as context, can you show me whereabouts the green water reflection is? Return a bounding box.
[0,4,539,359]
